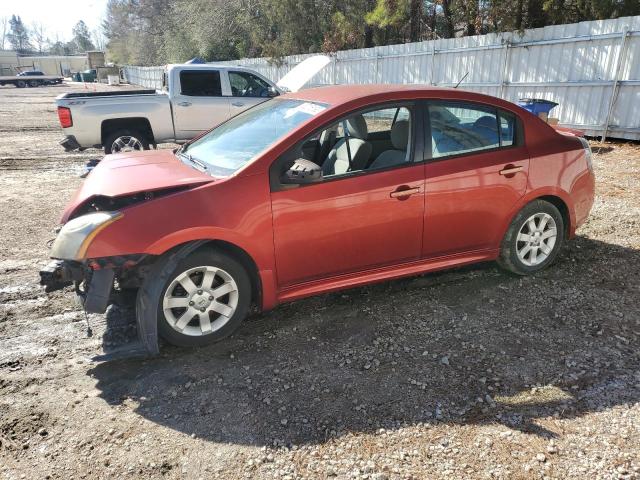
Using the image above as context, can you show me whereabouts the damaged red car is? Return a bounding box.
[40,85,595,354]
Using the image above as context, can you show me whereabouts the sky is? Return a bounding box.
[1,0,108,44]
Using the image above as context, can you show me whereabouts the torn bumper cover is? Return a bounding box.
[38,259,113,314]
[39,256,160,357]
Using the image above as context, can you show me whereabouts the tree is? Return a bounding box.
[0,16,8,50]
[101,0,640,65]
[31,22,48,53]
[72,20,95,53]
[7,15,32,53]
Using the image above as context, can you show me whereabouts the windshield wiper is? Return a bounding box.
[178,151,208,172]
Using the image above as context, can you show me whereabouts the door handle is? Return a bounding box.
[232,101,245,107]
[178,101,192,107]
[499,165,523,176]
[390,186,421,199]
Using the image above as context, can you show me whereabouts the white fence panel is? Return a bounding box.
[122,15,640,140]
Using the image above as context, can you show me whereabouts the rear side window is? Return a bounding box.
[499,110,516,146]
[180,70,222,96]
[429,103,502,159]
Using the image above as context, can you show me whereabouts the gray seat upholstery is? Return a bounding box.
[322,115,372,176]
[369,119,410,170]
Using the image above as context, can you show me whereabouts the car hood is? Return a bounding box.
[276,55,331,92]
[62,150,213,222]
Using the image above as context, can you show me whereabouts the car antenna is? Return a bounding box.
[454,72,469,88]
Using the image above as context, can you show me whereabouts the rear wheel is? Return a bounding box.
[104,129,150,154]
[28,79,40,87]
[16,80,26,88]
[140,249,252,348]
[498,200,565,275]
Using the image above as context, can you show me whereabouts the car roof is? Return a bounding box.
[282,84,516,110]
[166,64,261,73]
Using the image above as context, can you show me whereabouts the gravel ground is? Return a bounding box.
[0,83,639,480]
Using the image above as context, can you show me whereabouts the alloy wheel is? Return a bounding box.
[162,266,239,337]
[111,135,144,153]
[516,212,557,266]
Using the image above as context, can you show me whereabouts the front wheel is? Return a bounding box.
[139,249,252,348]
[498,200,565,275]
[104,129,150,154]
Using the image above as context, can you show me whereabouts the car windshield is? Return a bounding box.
[181,99,327,177]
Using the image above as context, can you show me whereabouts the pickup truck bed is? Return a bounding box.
[59,90,157,99]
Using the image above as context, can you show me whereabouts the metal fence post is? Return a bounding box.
[499,42,511,99]
[374,54,380,84]
[601,29,631,142]
[430,45,437,85]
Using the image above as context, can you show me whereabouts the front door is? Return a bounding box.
[173,69,230,140]
[270,103,425,287]
[423,101,529,257]
[227,70,272,116]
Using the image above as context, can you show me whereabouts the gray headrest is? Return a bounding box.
[391,119,409,149]
[346,115,368,140]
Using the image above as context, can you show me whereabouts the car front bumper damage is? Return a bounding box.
[39,255,159,359]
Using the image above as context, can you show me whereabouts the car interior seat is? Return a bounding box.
[368,119,410,170]
[322,115,373,176]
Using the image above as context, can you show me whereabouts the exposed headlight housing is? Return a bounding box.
[50,211,123,261]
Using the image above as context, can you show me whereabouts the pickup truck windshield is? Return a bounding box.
[182,99,326,177]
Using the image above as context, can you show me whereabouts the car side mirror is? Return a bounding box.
[282,159,322,184]
[267,86,280,97]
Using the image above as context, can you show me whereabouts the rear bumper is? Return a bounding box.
[60,135,80,152]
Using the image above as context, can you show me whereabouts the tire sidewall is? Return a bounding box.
[500,200,565,275]
[153,249,252,348]
[104,129,150,154]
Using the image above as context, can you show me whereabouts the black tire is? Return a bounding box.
[497,199,565,275]
[16,80,26,88]
[139,249,252,348]
[28,79,40,87]
[104,129,150,154]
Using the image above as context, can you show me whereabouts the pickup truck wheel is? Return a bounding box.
[104,130,150,154]
[146,249,251,348]
[16,80,26,88]
[28,80,40,87]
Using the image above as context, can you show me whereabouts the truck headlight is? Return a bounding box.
[50,211,123,261]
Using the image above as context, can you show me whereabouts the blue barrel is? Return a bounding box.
[517,98,558,116]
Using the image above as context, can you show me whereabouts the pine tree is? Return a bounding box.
[8,15,32,53]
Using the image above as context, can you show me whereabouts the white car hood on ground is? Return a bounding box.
[276,55,331,93]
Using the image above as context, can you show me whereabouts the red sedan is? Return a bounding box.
[40,85,595,352]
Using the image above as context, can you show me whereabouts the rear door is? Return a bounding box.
[172,69,230,140]
[423,101,529,257]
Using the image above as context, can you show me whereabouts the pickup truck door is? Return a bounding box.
[172,69,231,140]
[227,70,273,116]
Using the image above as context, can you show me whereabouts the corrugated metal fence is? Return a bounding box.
[122,15,640,140]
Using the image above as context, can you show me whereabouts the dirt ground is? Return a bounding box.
[0,83,639,480]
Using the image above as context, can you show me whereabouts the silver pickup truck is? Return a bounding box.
[56,57,329,154]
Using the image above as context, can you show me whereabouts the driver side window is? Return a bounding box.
[229,71,271,98]
[272,103,415,191]
[309,105,413,179]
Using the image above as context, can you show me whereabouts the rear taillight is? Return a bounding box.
[57,106,73,128]
[578,137,593,173]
